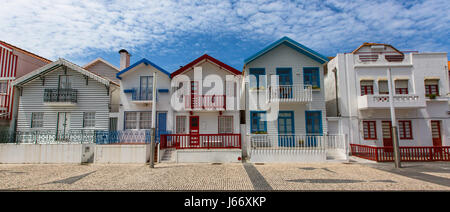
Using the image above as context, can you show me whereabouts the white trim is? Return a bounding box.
[0,43,12,52]
[12,58,115,87]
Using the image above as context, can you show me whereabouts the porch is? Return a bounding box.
[160,134,241,149]
[159,134,242,163]
[246,134,348,162]
[350,144,450,162]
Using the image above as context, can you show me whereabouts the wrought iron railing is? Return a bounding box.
[0,130,155,144]
[44,88,77,103]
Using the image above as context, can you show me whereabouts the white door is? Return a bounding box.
[57,112,70,141]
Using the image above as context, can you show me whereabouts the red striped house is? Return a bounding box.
[0,41,51,125]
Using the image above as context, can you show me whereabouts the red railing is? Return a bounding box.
[350,144,450,162]
[185,95,226,109]
[160,134,241,149]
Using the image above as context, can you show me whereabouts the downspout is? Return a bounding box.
[334,68,340,117]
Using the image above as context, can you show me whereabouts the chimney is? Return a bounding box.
[119,49,130,70]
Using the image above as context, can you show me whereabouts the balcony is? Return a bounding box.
[184,95,226,111]
[269,84,312,103]
[126,88,153,104]
[354,53,412,68]
[357,94,426,110]
[43,89,77,106]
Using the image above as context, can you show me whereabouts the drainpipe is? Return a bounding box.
[333,68,340,117]
[387,68,401,168]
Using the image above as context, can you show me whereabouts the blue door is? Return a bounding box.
[276,68,292,98]
[156,112,167,142]
[305,111,322,147]
[278,111,295,147]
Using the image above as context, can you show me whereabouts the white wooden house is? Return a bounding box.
[11,58,119,143]
[243,36,347,162]
[160,54,243,163]
[325,43,450,161]
[115,50,172,140]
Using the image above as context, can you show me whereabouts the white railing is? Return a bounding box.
[247,134,347,162]
[372,94,420,103]
[358,94,425,109]
[269,84,312,102]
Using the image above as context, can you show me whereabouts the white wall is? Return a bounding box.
[94,144,150,163]
[0,144,83,163]
[326,50,449,147]
[117,63,172,131]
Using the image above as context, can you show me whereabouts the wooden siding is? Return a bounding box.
[0,46,18,120]
[16,66,110,131]
[245,43,328,134]
[85,61,119,84]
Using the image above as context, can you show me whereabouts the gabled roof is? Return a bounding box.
[12,58,119,87]
[116,58,170,79]
[0,40,52,64]
[83,57,119,71]
[352,42,404,55]
[244,36,329,65]
[171,54,241,78]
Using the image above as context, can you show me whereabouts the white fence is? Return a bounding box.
[247,134,347,162]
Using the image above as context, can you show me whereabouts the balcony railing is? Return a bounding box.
[358,94,425,109]
[131,88,153,101]
[185,95,226,110]
[350,144,450,162]
[160,134,241,149]
[269,84,312,102]
[44,89,77,103]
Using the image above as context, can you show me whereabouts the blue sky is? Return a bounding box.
[1,0,449,72]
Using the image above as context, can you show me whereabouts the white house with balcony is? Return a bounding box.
[243,36,347,163]
[325,43,449,155]
[11,58,120,143]
[115,50,172,141]
[160,54,242,163]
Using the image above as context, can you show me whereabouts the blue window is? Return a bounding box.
[249,68,266,90]
[303,67,320,88]
[250,111,267,133]
[305,111,323,135]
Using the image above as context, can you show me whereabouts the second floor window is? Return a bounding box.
[395,80,408,94]
[59,75,71,89]
[425,79,439,96]
[360,80,374,96]
[249,68,266,90]
[303,68,320,89]
[0,81,7,94]
[378,80,389,94]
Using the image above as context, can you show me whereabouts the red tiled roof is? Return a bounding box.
[171,54,241,78]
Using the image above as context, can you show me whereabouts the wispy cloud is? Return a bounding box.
[0,0,448,67]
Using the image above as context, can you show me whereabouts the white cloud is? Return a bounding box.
[0,0,448,61]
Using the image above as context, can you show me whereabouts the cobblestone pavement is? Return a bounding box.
[0,162,449,190]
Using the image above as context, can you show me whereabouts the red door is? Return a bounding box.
[189,116,200,145]
[431,120,442,160]
[382,121,393,147]
[431,121,442,146]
